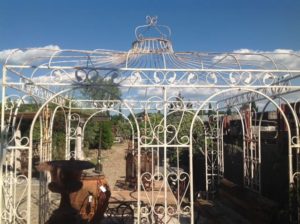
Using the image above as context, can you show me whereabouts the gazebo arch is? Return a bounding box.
[1,17,300,223]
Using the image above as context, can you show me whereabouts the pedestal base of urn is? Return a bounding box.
[45,207,82,224]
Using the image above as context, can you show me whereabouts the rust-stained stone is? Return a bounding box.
[37,160,110,224]
[71,175,111,223]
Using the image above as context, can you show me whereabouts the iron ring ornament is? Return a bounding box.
[291,136,300,146]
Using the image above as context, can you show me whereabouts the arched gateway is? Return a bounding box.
[1,17,300,223]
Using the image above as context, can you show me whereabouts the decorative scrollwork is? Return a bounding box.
[92,100,121,109]
[262,72,274,85]
[206,72,218,85]
[135,16,171,41]
[167,171,190,202]
[241,71,253,85]
[69,113,81,137]
[123,70,294,88]
[130,71,143,84]
[166,72,177,84]
[153,71,164,84]
[75,69,89,83]
[140,205,152,216]
[146,16,158,26]
[228,72,241,85]
[186,72,198,84]
[50,69,63,83]
[1,174,28,221]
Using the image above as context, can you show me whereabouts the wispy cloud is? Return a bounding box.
[31,69,76,83]
[213,49,300,70]
[0,45,60,65]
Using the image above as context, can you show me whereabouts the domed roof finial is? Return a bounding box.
[135,15,171,41]
[146,15,158,26]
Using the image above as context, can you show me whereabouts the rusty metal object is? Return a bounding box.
[125,151,157,190]
[125,152,136,187]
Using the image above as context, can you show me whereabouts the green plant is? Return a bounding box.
[99,120,114,149]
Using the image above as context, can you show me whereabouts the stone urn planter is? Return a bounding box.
[37,159,110,224]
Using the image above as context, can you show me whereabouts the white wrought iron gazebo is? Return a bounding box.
[1,17,300,223]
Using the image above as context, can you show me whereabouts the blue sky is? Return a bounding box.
[0,0,300,52]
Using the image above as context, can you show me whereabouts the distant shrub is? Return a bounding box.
[99,121,114,149]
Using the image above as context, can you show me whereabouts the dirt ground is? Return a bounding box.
[87,142,128,190]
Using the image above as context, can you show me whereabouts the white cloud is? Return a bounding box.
[0,45,60,65]
[214,48,300,70]
[125,85,218,101]
[1,46,299,70]
[31,69,76,83]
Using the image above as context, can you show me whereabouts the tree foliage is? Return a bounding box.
[111,115,132,140]
[99,120,114,149]
[83,74,121,100]
[84,118,101,149]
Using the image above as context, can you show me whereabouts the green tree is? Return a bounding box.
[52,131,66,160]
[99,120,114,149]
[83,118,100,149]
[83,73,121,100]
[111,115,132,140]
